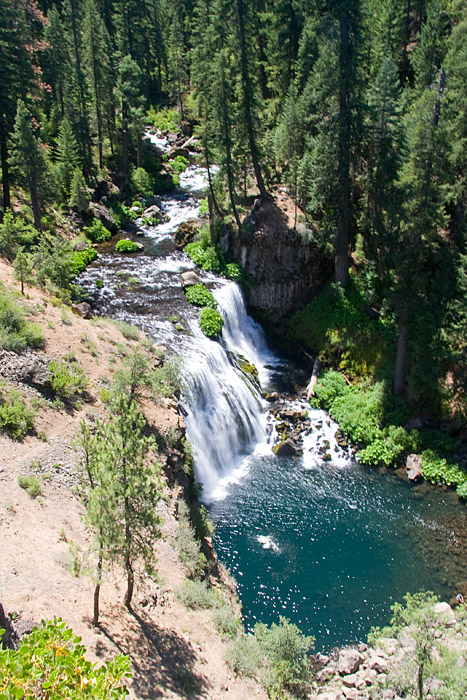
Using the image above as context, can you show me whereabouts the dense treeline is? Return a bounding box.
[0,0,467,422]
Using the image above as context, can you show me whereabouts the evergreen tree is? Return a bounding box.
[55,118,80,201]
[82,0,114,171]
[9,100,48,231]
[0,0,34,211]
[69,168,89,212]
[13,246,35,294]
[114,55,145,178]
[43,7,71,118]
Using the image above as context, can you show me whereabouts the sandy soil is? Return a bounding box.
[0,259,266,700]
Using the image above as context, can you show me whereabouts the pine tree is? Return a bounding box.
[55,118,81,202]
[13,246,34,295]
[69,168,89,212]
[114,55,145,179]
[9,100,48,231]
[76,395,162,613]
[82,0,114,171]
[0,0,34,210]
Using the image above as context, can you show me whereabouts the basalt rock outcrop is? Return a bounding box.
[226,196,332,318]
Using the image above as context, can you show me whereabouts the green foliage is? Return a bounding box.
[83,220,112,243]
[113,320,140,340]
[0,287,44,351]
[421,449,467,497]
[147,106,180,132]
[69,243,98,277]
[185,284,218,308]
[176,500,207,579]
[48,360,88,400]
[226,635,264,677]
[0,618,131,698]
[184,241,207,266]
[285,281,392,380]
[0,211,36,260]
[130,167,154,197]
[199,308,224,339]
[0,388,36,439]
[213,606,241,639]
[150,355,182,400]
[314,371,420,468]
[18,474,43,497]
[69,169,89,213]
[176,580,221,610]
[199,198,209,216]
[224,263,243,281]
[169,155,189,175]
[115,238,139,253]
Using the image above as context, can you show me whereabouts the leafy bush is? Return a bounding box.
[199,198,209,215]
[226,635,263,676]
[0,288,44,351]
[114,320,140,340]
[0,618,131,698]
[69,244,97,277]
[224,263,243,281]
[147,106,180,132]
[421,449,467,496]
[82,220,112,243]
[176,500,207,579]
[176,580,221,609]
[285,279,392,380]
[213,606,241,639]
[18,474,42,498]
[0,389,36,439]
[255,617,314,699]
[48,360,88,400]
[115,238,139,253]
[130,167,155,197]
[169,155,189,175]
[184,241,206,266]
[199,308,224,339]
[185,284,218,308]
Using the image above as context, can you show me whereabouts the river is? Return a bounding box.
[78,135,467,650]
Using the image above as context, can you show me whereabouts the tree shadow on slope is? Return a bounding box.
[94,605,209,699]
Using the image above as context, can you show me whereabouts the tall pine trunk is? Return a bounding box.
[93,553,102,625]
[236,0,268,199]
[0,119,10,212]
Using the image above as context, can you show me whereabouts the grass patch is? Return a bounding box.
[176,580,221,610]
[0,388,36,439]
[114,320,140,340]
[18,474,42,498]
[213,606,241,639]
[0,286,44,351]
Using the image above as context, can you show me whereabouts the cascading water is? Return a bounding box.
[181,282,275,502]
[78,132,467,650]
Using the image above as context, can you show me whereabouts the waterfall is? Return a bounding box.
[182,282,273,502]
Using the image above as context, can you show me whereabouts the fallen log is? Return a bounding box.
[306,358,320,399]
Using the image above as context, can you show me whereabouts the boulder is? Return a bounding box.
[74,240,89,251]
[433,602,456,627]
[142,204,164,222]
[175,220,199,248]
[342,688,358,700]
[273,439,300,457]
[342,674,357,687]
[338,649,364,676]
[406,454,423,481]
[72,302,92,319]
[317,666,335,682]
[368,655,389,674]
[180,271,202,288]
[87,202,117,232]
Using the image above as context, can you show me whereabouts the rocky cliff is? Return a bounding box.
[223,195,332,319]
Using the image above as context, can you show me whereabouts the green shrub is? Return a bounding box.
[82,220,112,243]
[199,308,224,339]
[176,501,207,579]
[202,246,223,272]
[114,320,140,340]
[150,356,182,399]
[130,167,155,197]
[184,241,206,266]
[255,617,314,699]
[115,238,139,253]
[176,580,221,610]
[69,244,97,277]
[0,618,131,698]
[0,389,36,439]
[185,284,218,308]
[224,263,244,281]
[0,288,44,351]
[147,106,180,132]
[421,449,467,496]
[213,606,241,639]
[18,474,42,498]
[199,198,209,215]
[95,279,104,289]
[48,360,88,400]
[226,635,263,677]
[170,155,189,175]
